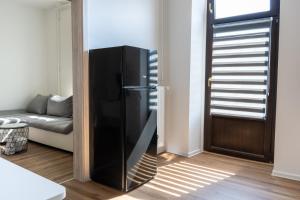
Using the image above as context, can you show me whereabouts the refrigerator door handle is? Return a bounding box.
[123,86,157,90]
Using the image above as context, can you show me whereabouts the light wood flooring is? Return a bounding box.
[0,142,73,184]
[2,142,300,200]
[64,152,300,200]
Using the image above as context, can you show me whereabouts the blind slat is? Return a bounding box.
[211,100,266,109]
[212,83,267,91]
[212,66,268,73]
[213,43,269,50]
[214,32,269,42]
[211,109,266,119]
[211,105,265,113]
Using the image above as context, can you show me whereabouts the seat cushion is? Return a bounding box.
[0,110,26,125]
[20,114,73,134]
[0,110,73,134]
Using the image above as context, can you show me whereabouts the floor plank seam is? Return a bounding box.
[59,178,75,185]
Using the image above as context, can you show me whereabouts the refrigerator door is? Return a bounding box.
[124,88,157,191]
[89,47,125,190]
[123,46,149,87]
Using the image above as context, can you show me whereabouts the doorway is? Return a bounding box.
[0,0,74,183]
[204,0,280,162]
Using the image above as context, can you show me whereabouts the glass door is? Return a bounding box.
[204,0,280,162]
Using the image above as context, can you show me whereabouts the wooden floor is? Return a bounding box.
[0,142,73,184]
[2,143,300,199]
[64,153,300,200]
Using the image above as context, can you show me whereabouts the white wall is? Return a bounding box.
[273,0,300,181]
[188,0,207,154]
[164,0,206,156]
[59,5,73,97]
[45,4,73,97]
[0,1,47,110]
[87,0,161,50]
[0,1,72,110]
[45,8,59,95]
[87,0,165,149]
[164,0,192,155]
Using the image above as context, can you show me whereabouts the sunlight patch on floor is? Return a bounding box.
[110,195,145,200]
[142,161,235,198]
[159,153,177,162]
[110,159,235,199]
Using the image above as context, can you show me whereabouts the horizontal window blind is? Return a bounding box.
[210,18,272,119]
[149,50,158,110]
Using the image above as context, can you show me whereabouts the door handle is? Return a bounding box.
[208,77,212,88]
[209,2,213,14]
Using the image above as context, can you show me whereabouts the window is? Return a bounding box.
[206,0,280,119]
[215,0,270,19]
[210,18,272,119]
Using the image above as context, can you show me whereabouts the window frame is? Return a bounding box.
[211,0,280,24]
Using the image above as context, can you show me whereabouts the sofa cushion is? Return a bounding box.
[0,110,26,126]
[47,95,73,118]
[20,114,73,134]
[0,110,73,134]
[26,95,49,115]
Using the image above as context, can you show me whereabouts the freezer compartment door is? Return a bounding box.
[123,47,149,87]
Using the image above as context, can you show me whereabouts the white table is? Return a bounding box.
[0,158,66,200]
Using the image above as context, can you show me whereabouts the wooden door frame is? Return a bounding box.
[71,0,90,182]
[204,0,280,162]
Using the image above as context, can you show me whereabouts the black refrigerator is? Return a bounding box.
[89,46,158,192]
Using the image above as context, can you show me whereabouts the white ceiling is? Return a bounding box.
[11,0,70,9]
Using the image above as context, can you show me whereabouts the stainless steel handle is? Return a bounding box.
[209,2,213,14]
[208,77,212,88]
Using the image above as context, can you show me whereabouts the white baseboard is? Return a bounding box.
[168,149,202,158]
[158,146,166,154]
[170,149,202,158]
[187,149,202,158]
[272,170,300,182]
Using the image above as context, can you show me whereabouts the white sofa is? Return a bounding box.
[29,127,73,152]
[0,110,73,152]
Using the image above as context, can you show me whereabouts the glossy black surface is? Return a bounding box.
[89,47,124,189]
[89,46,157,192]
[125,89,157,190]
[123,47,149,87]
